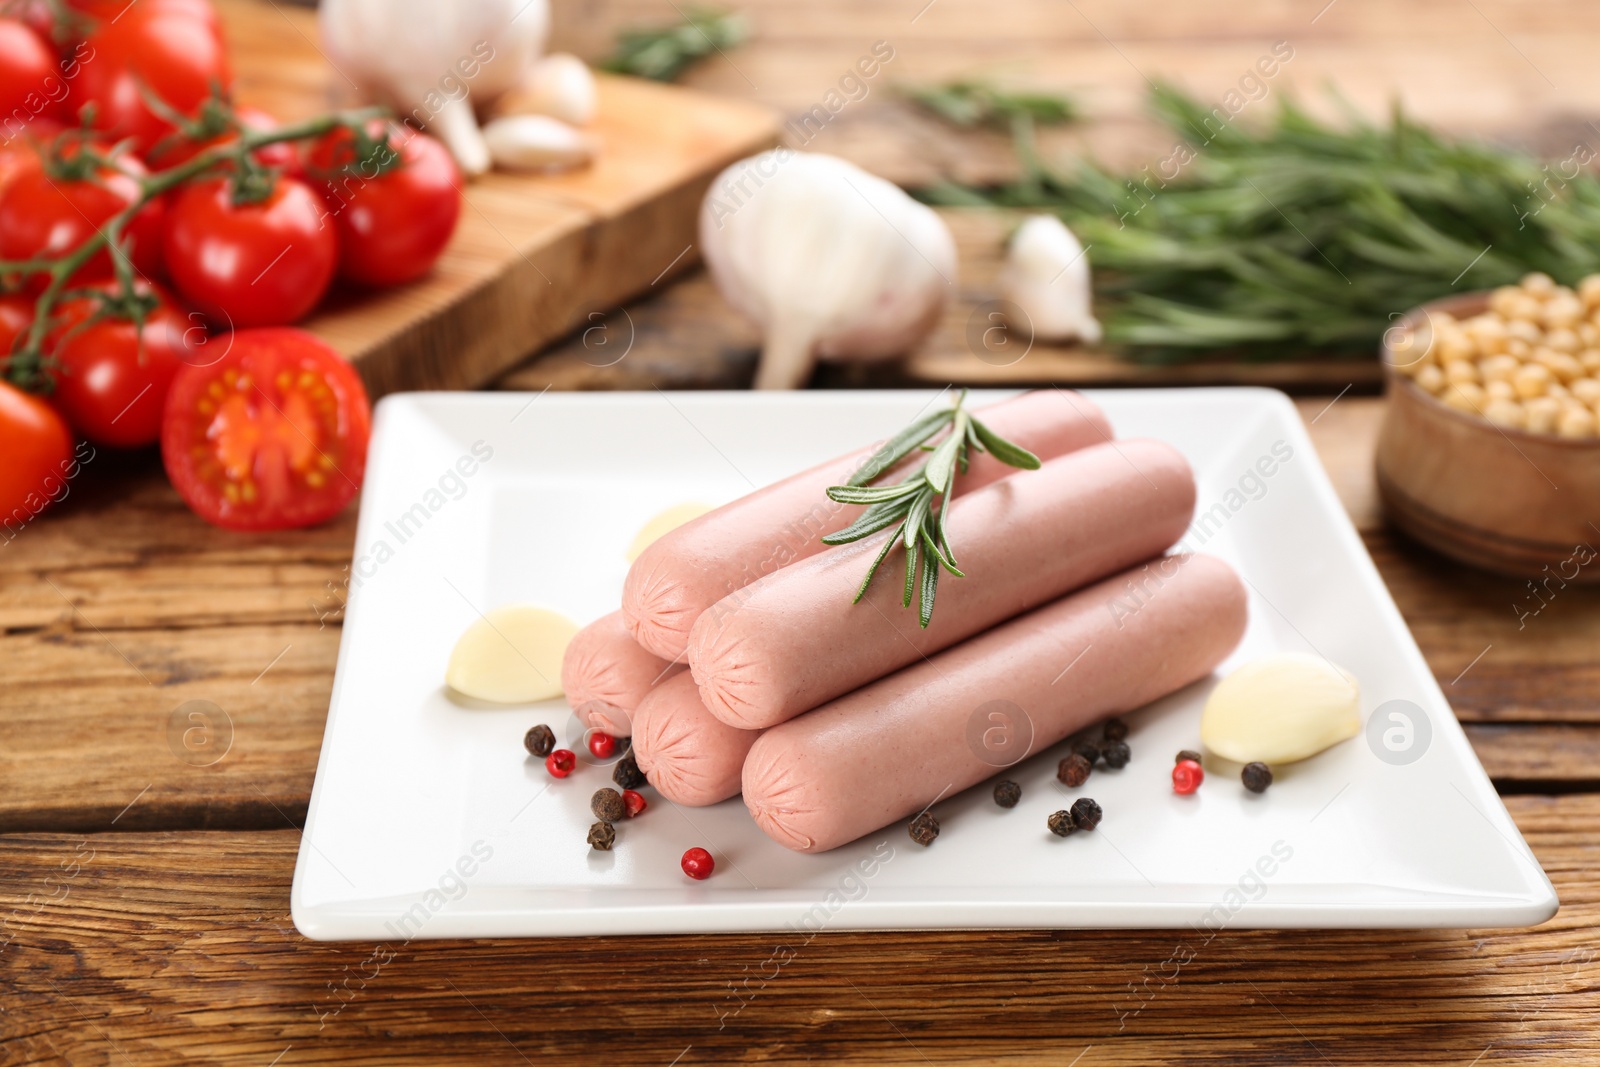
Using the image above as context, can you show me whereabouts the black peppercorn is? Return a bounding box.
[1102,717,1128,742]
[908,812,940,846]
[587,821,616,851]
[993,780,1022,808]
[1047,810,1077,837]
[591,788,626,822]
[1057,752,1092,788]
[1176,749,1202,765]
[1242,762,1273,793]
[613,755,646,790]
[1072,740,1101,765]
[524,724,555,758]
[1101,740,1131,769]
[1069,797,1102,831]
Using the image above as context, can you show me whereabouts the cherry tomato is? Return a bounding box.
[161,328,370,530]
[0,146,165,288]
[3,1,62,45]
[0,378,76,524]
[144,106,301,175]
[46,283,202,448]
[0,294,34,354]
[164,174,336,328]
[0,18,65,125]
[309,123,461,287]
[65,0,218,27]
[73,5,230,153]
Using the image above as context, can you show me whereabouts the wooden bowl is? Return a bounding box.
[1376,292,1600,581]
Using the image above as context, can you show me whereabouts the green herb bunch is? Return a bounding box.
[601,8,748,83]
[822,391,1039,628]
[922,83,1600,362]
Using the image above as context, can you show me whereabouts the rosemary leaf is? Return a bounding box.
[853,524,903,605]
[820,496,914,545]
[918,544,940,628]
[827,481,924,506]
[848,409,953,486]
[902,530,921,609]
[969,417,1041,469]
[600,8,747,83]
[923,411,968,493]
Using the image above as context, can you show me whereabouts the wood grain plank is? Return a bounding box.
[0,796,1594,1064]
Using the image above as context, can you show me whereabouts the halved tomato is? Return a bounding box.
[160,328,370,530]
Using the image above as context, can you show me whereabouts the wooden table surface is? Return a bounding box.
[9,0,1600,1063]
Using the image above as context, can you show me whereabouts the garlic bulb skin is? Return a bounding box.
[483,115,596,172]
[999,215,1102,344]
[319,0,549,177]
[512,53,597,127]
[700,150,957,390]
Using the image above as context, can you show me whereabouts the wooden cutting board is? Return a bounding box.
[217,0,781,398]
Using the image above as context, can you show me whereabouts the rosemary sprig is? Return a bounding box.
[917,82,1600,363]
[909,80,1078,131]
[600,7,748,83]
[821,391,1040,627]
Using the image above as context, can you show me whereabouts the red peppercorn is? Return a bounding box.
[623,789,647,818]
[1172,758,1203,795]
[681,847,714,880]
[546,749,576,778]
[587,731,616,759]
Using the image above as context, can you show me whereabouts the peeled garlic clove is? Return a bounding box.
[446,605,579,703]
[507,53,598,127]
[627,502,713,562]
[1200,652,1361,763]
[483,115,597,173]
[998,215,1102,345]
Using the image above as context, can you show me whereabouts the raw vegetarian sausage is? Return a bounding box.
[689,438,1196,730]
[741,553,1248,853]
[621,390,1112,660]
[630,671,760,806]
[560,611,682,738]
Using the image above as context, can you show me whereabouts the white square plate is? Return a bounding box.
[291,388,1557,939]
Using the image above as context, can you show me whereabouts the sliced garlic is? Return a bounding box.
[627,502,713,562]
[482,115,597,173]
[1200,652,1361,764]
[446,605,578,703]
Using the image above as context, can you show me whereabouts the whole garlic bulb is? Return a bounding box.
[699,150,957,390]
[320,0,549,177]
[999,215,1102,345]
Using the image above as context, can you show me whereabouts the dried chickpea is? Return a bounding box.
[1544,327,1581,354]
[1582,275,1600,310]
[1557,406,1597,438]
[1480,354,1521,382]
[1444,359,1480,385]
[1549,381,1572,401]
[1465,316,1509,355]
[1442,382,1486,412]
[1571,378,1600,405]
[1525,396,1561,434]
[1485,379,1515,401]
[1507,338,1533,360]
[1415,363,1446,394]
[1507,318,1543,346]
[1483,399,1527,429]
[1438,331,1475,363]
[1489,286,1524,317]
[1522,272,1556,296]
[1388,327,1431,370]
[1545,295,1585,330]
[1513,363,1553,398]
[1538,350,1585,383]
[1582,350,1600,376]
[1581,323,1600,347]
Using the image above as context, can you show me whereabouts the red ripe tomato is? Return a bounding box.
[309,123,461,287]
[0,294,34,354]
[4,1,61,45]
[164,174,336,328]
[144,106,301,175]
[0,18,62,125]
[47,283,203,448]
[0,378,75,525]
[161,328,370,530]
[65,0,218,27]
[0,147,165,288]
[72,5,230,153]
